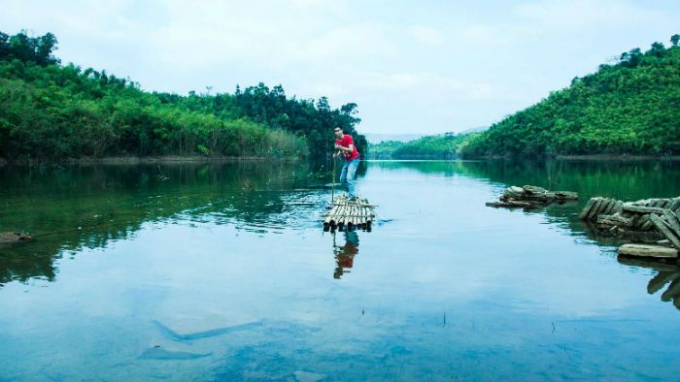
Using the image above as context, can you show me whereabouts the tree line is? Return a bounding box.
[0,31,366,161]
[368,133,479,159]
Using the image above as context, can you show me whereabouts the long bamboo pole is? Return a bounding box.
[331,157,336,204]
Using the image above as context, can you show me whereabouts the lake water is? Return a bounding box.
[1,160,679,381]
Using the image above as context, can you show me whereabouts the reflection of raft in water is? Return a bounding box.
[323,195,376,232]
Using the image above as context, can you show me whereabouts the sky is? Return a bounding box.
[1,0,678,135]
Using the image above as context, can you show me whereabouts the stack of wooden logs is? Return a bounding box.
[579,196,680,258]
[486,185,578,208]
[323,195,375,232]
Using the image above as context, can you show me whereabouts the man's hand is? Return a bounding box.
[334,143,341,150]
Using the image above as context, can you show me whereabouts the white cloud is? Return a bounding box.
[513,0,661,31]
[461,25,506,46]
[408,25,445,46]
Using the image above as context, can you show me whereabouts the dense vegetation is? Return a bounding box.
[367,133,476,159]
[391,133,474,159]
[461,36,680,158]
[0,31,365,161]
[367,140,405,159]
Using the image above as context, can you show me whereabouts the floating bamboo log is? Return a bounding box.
[670,199,680,211]
[622,205,666,215]
[640,216,654,231]
[579,198,597,219]
[597,214,633,228]
[650,214,680,249]
[663,210,680,238]
[618,244,678,259]
[587,198,605,220]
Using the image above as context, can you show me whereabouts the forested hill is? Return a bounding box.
[461,36,680,158]
[0,31,366,161]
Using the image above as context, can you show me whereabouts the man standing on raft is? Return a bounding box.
[333,127,360,198]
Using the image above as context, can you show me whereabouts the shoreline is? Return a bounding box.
[367,154,680,161]
[0,156,301,166]
[554,154,680,161]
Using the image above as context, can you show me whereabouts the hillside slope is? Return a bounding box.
[0,31,365,161]
[462,37,680,158]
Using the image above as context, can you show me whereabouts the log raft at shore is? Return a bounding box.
[323,195,376,232]
[579,195,680,260]
[486,185,578,209]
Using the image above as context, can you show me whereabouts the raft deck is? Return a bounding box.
[323,195,376,232]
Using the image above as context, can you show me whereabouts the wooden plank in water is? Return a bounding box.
[663,209,680,239]
[669,198,680,212]
[579,198,597,219]
[597,214,633,228]
[586,198,604,220]
[650,214,680,249]
[631,213,649,229]
[602,198,617,216]
[640,216,655,231]
[618,244,678,258]
[622,204,665,215]
[614,200,624,215]
[599,198,615,217]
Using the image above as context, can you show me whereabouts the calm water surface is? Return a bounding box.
[1,160,679,381]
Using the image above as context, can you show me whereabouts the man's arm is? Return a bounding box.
[335,144,353,153]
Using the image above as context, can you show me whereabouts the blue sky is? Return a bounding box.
[1,0,678,135]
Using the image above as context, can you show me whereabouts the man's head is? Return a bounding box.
[334,127,343,139]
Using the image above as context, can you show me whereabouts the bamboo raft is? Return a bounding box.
[486,185,578,209]
[323,195,376,232]
[579,195,680,259]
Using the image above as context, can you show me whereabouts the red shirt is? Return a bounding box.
[335,135,360,162]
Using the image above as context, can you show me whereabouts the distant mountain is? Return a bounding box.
[367,131,480,159]
[459,126,488,134]
[390,133,473,159]
[364,133,424,143]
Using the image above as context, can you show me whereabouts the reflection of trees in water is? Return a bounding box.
[0,247,56,284]
[370,160,680,201]
[373,159,680,237]
[0,162,320,284]
[618,257,680,310]
[369,160,680,310]
[332,231,359,279]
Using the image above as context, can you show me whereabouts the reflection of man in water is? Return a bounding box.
[333,231,359,279]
